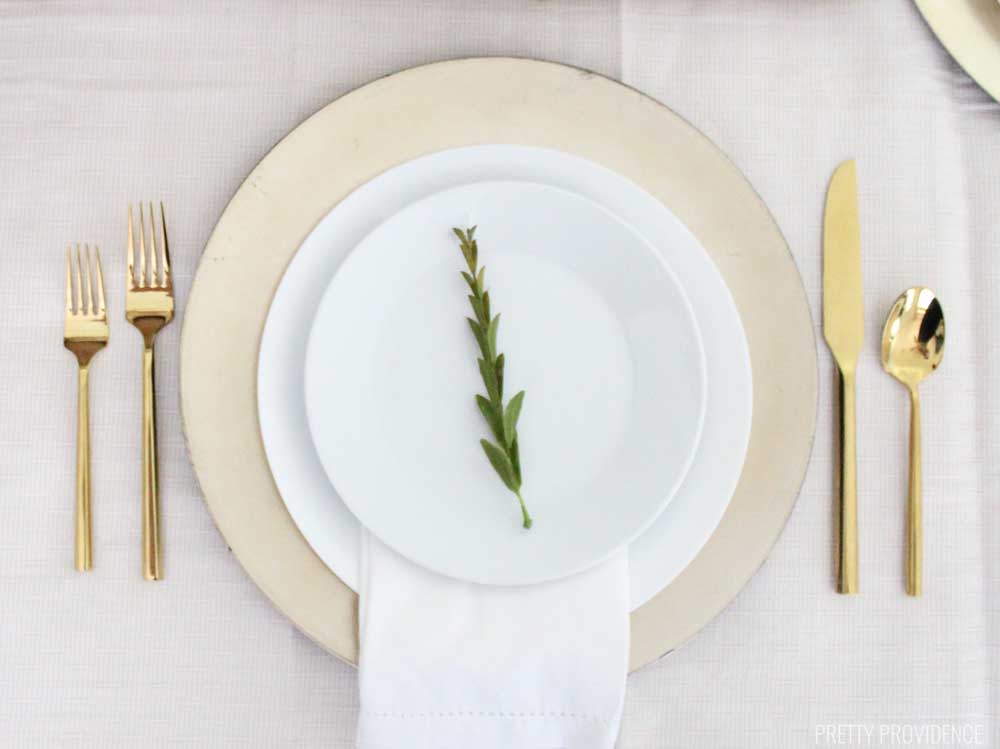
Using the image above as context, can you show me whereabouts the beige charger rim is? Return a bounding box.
[180,58,818,672]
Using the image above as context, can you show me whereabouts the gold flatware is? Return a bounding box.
[823,159,863,595]
[125,202,174,581]
[63,244,108,571]
[880,287,945,596]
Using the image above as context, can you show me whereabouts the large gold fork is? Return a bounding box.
[63,244,108,571]
[125,203,174,581]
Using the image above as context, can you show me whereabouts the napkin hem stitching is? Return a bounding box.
[360,711,611,724]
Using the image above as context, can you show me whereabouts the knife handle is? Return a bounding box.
[836,367,859,594]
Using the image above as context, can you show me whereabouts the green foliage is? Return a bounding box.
[453,226,532,529]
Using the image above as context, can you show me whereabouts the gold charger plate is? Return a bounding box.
[180,58,817,672]
[915,0,1000,102]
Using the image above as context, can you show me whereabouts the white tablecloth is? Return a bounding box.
[2,2,996,746]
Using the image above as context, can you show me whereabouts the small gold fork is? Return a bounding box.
[125,203,174,581]
[63,244,108,571]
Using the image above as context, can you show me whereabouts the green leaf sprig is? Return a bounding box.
[453,226,532,530]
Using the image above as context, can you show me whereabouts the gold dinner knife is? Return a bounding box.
[823,159,863,595]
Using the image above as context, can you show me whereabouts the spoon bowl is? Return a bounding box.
[880,287,945,597]
[881,287,945,389]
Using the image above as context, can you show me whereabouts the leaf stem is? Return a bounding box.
[515,490,532,529]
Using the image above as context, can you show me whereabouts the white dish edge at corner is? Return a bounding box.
[915,0,1000,103]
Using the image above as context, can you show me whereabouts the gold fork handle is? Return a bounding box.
[836,368,859,594]
[906,387,922,596]
[142,343,161,580]
[75,365,93,571]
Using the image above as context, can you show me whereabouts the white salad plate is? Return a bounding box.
[304,181,707,586]
[258,145,752,604]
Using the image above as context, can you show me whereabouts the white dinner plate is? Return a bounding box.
[258,146,752,604]
[305,181,706,585]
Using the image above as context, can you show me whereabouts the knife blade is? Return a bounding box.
[823,159,862,595]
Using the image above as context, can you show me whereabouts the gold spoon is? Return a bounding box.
[880,287,945,596]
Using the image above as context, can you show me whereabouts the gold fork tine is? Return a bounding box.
[138,204,147,288]
[84,245,94,316]
[95,247,106,315]
[159,202,170,285]
[75,244,83,314]
[148,202,158,286]
[66,246,74,313]
[127,205,136,288]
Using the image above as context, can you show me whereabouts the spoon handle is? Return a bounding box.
[836,368,859,594]
[907,388,922,596]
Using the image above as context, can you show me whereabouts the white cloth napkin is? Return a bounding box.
[356,531,630,749]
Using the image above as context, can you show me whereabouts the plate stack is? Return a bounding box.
[181,58,817,670]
